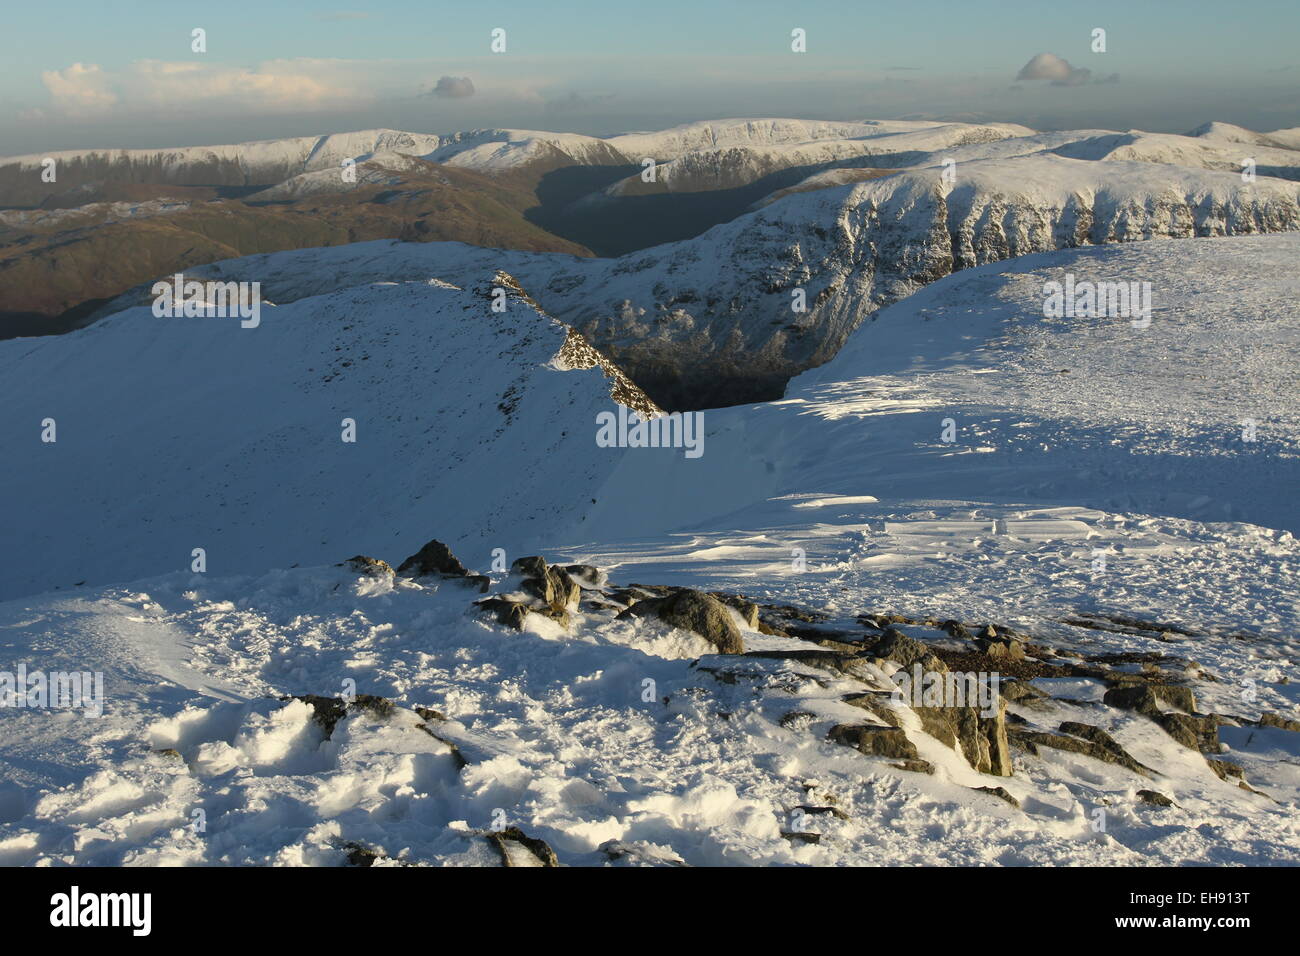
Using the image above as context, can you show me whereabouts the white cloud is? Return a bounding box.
[1016,53,1106,88]
[40,63,119,116]
[430,75,475,98]
[31,59,371,119]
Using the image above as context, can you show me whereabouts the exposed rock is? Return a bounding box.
[1151,684,1197,713]
[976,634,1026,660]
[1058,721,1155,773]
[895,655,1013,776]
[1207,758,1244,781]
[514,557,581,611]
[1259,712,1300,733]
[344,842,384,867]
[598,840,687,866]
[486,827,559,867]
[973,785,1020,808]
[940,620,971,639]
[563,564,607,588]
[867,628,932,668]
[475,597,531,630]
[892,759,936,774]
[619,589,745,654]
[711,592,760,628]
[780,710,818,729]
[843,691,904,728]
[413,723,468,770]
[1102,684,1160,716]
[858,612,916,631]
[342,555,394,577]
[511,554,547,576]
[1008,726,1153,776]
[1105,680,1197,714]
[781,831,821,845]
[350,695,396,721]
[1137,789,1175,807]
[1000,679,1049,703]
[1156,712,1220,753]
[288,694,348,736]
[283,693,394,739]
[828,723,920,761]
[548,566,582,609]
[397,538,471,578]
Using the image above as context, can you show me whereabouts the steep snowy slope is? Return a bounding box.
[0,275,655,602]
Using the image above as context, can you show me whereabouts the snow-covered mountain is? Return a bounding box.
[9,117,1300,379]
[121,147,1300,408]
[1,233,1295,866]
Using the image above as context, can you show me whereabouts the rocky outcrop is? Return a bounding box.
[1103,680,1221,755]
[618,588,745,654]
[862,631,1013,776]
[827,724,920,761]
[395,538,490,592]
[473,556,583,631]
[1009,722,1154,776]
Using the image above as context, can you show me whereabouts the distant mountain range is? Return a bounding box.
[4,118,1299,406]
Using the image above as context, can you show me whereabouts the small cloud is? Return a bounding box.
[429,75,475,99]
[1015,52,1109,87]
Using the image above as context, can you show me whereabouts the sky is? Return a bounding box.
[1,0,1297,155]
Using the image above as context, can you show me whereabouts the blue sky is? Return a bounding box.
[2,0,1296,153]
